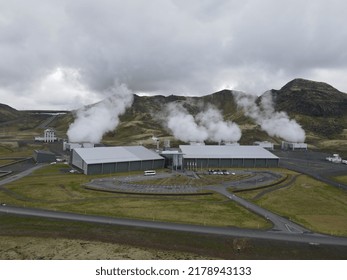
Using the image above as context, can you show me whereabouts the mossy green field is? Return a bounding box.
[238,174,347,236]
[0,164,270,229]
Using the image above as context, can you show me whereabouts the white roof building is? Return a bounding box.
[179,145,279,169]
[71,146,164,175]
[180,145,278,159]
[253,141,275,150]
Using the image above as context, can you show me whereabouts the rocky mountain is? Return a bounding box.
[271,78,347,117]
[270,79,347,139]
[115,78,347,150]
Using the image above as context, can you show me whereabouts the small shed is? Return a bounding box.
[33,150,56,163]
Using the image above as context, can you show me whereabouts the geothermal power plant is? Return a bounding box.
[68,142,280,175]
[59,89,310,175]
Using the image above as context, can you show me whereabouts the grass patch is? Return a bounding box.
[0,159,18,166]
[1,215,346,260]
[239,175,347,236]
[333,175,347,185]
[0,144,44,157]
[0,164,271,229]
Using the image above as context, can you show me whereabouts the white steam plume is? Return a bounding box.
[165,103,209,142]
[235,91,306,142]
[196,105,241,143]
[67,84,133,143]
[164,103,241,143]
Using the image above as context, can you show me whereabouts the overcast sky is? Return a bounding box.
[1,0,347,109]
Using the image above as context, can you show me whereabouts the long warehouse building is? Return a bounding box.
[71,146,165,175]
[180,145,279,169]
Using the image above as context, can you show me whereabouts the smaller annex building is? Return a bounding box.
[33,150,56,163]
[71,146,165,175]
[180,145,279,169]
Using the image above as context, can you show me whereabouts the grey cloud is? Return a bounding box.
[0,0,347,109]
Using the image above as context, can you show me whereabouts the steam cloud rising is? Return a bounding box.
[235,91,306,142]
[67,84,133,143]
[164,103,241,143]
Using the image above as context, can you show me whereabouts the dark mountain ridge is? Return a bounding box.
[117,78,347,149]
[1,78,346,153]
[271,78,347,117]
[0,103,22,123]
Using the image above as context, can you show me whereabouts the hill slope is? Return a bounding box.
[114,90,257,146]
[272,78,347,117]
[270,79,347,141]
[0,103,22,123]
[1,79,347,154]
[114,79,347,151]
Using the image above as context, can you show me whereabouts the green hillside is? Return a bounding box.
[116,79,347,153]
[272,78,347,117]
[0,103,22,123]
[1,78,347,155]
[269,79,347,153]
[113,90,261,147]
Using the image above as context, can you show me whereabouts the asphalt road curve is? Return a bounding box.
[205,186,310,234]
[1,205,347,247]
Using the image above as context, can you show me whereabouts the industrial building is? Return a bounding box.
[71,146,165,175]
[33,150,56,163]
[63,141,95,151]
[179,145,279,169]
[160,150,184,170]
[254,141,274,150]
[281,141,308,151]
[34,128,57,142]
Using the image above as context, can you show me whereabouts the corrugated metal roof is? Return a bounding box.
[179,145,279,159]
[73,146,164,164]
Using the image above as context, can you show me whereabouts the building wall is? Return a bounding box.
[85,159,165,175]
[71,149,85,171]
[33,151,56,163]
[183,158,279,169]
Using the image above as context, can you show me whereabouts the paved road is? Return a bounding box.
[279,157,347,191]
[86,171,283,195]
[37,114,59,129]
[84,169,341,236]
[273,150,347,191]
[0,164,47,187]
[204,186,310,234]
[1,205,347,247]
[225,171,282,191]
[88,171,307,234]
[86,175,201,194]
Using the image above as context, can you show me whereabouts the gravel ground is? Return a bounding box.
[0,236,212,260]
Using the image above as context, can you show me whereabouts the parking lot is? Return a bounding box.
[275,150,347,190]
